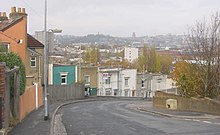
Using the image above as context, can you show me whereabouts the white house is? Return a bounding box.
[150,74,167,97]
[98,68,121,96]
[98,68,137,97]
[136,73,177,98]
[121,69,137,96]
[124,47,138,63]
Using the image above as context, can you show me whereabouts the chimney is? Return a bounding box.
[9,7,27,19]
[11,7,16,13]
[18,8,21,13]
[0,12,8,21]
[22,8,25,13]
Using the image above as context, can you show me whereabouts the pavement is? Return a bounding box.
[8,98,220,135]
[129,100,220,119]
[8,102,62,135]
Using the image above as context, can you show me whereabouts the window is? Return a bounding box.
[0,43,9,52]
[60,72,68,85]
[30,57,36,67]
[105,77,111,84]
[125,78,129,86]
[141,80,144,88]
[105,88,111,95]
[84,75,90,85]
[61,75,67,85]
[125,90,128,96]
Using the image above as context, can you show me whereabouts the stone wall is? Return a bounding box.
[153,91,220,115]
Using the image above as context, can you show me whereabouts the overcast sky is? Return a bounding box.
[1,0,220,37]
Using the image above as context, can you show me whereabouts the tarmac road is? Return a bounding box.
[57,100,220,135]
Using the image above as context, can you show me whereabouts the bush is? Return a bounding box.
[0,52,26,96]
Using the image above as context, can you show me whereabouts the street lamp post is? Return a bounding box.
[44,0,62,120]
[44,0,49,120]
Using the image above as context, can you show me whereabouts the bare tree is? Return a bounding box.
[186,12,220,98]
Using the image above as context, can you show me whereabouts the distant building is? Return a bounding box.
[136,73,152,98]
[136,73,177,98]
[78,66,98,96]
[48,64,77,85]
[98,68,137,97]
[121,69,137,96]
[35,31,54,53]
[132,32,136,39]
[124,47,138,63]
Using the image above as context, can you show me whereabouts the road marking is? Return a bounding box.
[192,119,201,122]
[181,119,220,126]
[213,122,220,125]
[202,121,212,124]
[183,119,191,121]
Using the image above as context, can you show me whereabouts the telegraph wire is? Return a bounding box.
[20,0,56,30]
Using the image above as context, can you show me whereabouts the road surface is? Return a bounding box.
[57,100,220,135]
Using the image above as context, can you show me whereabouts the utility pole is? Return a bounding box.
[79,42,82,82]
[44,0,49,120]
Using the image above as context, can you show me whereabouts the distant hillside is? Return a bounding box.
[55,33,184,47]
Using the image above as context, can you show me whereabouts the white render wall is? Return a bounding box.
[48,64,53,85]
[124,47,138,63]
[98,68,137,97]
[150,74,167,97]
[98,68,121,96]
[121,69,137,96]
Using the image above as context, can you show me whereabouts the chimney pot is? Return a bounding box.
[18,8,21,13]
[3,12,6,17]
[11,7,16,13]
[22,8,25,13]
[0,12,8,21]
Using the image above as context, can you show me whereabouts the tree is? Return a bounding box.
[172,61,199,97]
[0,52,26,96]
[83,48,91,64]
[160,55,172,74]
[101,59,130,68]
[83,47,100,65]
[116,50,124,58]
[185,12,220,98]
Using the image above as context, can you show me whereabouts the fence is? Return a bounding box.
[153,91,220,115]
[19,83,43,121]
[48,83,84,104]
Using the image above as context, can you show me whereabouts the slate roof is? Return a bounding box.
[0,17,23,31]
[27,34,44,48]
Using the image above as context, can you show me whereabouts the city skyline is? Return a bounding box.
[2,0,220,37]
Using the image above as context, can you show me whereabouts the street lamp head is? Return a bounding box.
[49,29,62,33]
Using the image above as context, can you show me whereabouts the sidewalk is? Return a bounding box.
[130,100,220,119]
[8,103,62,135]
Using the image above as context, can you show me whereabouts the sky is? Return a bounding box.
[1,0,220,37]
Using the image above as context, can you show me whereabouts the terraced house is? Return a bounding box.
[0,7,44,87]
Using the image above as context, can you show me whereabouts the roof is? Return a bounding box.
[53,64,76,67]
[0,17,23,31]
[27,34,44,48]
[27,48,42,56]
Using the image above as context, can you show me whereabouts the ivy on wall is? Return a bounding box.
[0,52,26,96]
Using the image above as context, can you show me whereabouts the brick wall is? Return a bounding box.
[153,91,220,115]
[0,63,5,128]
